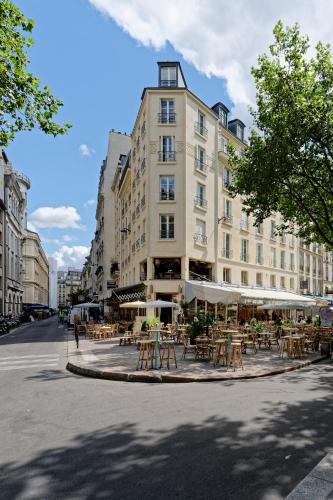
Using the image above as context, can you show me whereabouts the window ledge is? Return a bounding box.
[158,238,176,242]
[158,200,176,204]
[195,130,207,141]
[194,204,207,213]
[157,161,177,165]
[157,123,176,127]
[195,167,207,177]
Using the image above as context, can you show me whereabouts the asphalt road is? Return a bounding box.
[0,317,332,500]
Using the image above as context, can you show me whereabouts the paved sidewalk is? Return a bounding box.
[286,452,333,499]
[66,333,326,383]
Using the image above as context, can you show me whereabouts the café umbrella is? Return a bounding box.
[139,300,179,369]
[119,300,146,315]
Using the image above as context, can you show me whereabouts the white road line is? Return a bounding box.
[0,354,59,361]
[79,349,98,362]
[0,358,59,366]
[286,452,333,499]
[0,363,59,371]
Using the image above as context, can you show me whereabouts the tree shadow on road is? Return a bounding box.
[2,360,333,500]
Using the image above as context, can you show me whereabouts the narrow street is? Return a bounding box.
[0,318,332,499]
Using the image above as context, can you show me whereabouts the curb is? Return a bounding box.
[66,354,328,384]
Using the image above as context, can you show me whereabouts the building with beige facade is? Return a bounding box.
[22,230,49,306]
[57,268,83,308]
[85,62,333,322]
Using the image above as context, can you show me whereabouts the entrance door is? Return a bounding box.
[156,293,173,325]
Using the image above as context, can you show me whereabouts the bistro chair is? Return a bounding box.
[181,334,196,359]
[230,342,243,371]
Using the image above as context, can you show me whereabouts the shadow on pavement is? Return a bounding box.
[0,317,66,345]
[2,360,333,500]
[25,369,71,382]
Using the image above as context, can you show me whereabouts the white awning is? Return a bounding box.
[185,281,316,306]
[185,281,241,304]
[223,286,316,304]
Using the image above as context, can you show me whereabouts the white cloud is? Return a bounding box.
[52,245,90,269]
[62,234,75,242]
[84,199,96,207]
[41,237,61,245]
[27,221,37,232]
[79,144,95,157]
[89,0,333,125]
[29,206,83,229]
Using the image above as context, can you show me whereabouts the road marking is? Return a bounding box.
[79,349,98,362]
[0,354,59,361]
[0,363,59,371]
[286,452,333,499]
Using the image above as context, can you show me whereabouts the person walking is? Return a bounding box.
[58,310,64,324]
[74,327,79,348]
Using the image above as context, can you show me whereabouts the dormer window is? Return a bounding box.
[219,107,227,127]
[236,123,244,141]
[160,66,177,87]
[158,62,187,89]
[228,119,245,142]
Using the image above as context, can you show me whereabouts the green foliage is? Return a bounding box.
[0,1,71,146]
[255,322,265,333]
[249,318,257,327]
[282,319,294,327]
[229,21,333,248]
[68,288,90,306]
[187,313,216,340]
[179,300,189,310]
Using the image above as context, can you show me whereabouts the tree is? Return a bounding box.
[229,21,333,249]
[0,0,71,146]
[68,289,91,306]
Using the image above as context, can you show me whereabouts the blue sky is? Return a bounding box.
[8,1,329,270]
[7,0,231,269]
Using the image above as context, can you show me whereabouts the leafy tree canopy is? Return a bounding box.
[0,0,71,146]
[229,21,333,249]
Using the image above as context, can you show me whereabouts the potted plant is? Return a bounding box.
[141,316,160,332]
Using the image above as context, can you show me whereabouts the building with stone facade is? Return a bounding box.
[22,230,49,306]
[94,131,130,308]
[85,62,333,321]
[57,268,83,308]
[4,158,30,315]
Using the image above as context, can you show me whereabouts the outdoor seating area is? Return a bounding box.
[73,316,332,377]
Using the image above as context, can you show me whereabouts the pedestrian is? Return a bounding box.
[74,328,79,348]
[58,310,64,324]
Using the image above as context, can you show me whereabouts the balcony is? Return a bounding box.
[222,248,233,259]
[194,196,207,209]
[160,191,174,201]
[141,233,146,245]
[141,122,146,137]
[131,243,136,252]
[141,196,146,209]
[160,79,177,87]
[135,170,140,181]
[152,271,181,280]
[132,179,136,190]
[135,205,140,216]
[132,211,135,221]
[158,112,176,124]
[194,159,208,173]
[256,257,263,265]
[195,122,208,138]
[158,151,176,162]
[194,233,207,245]
[220,214,233,225]
[240,220,249,231]
[135,238,140,250]
[141,158,146,174]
